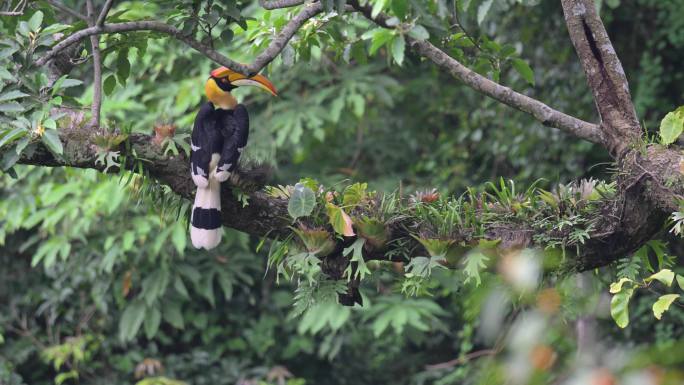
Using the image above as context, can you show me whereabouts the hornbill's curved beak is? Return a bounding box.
[211,66,278,96]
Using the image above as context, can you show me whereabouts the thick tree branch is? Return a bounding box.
[259,0,305,10]
[7,111,683,273]
[349,0,605,146]
[36,2,324,76]
[561,0,641,155]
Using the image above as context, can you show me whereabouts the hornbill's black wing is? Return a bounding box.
[215,104,249,181]
[190,102,220,188]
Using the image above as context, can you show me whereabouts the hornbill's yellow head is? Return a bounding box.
[205,66,277,109]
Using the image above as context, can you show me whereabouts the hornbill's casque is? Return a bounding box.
[190,66,277,249]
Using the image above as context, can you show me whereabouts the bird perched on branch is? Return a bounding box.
[190,66,277,249]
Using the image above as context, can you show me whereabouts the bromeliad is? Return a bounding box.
[190,66,277,249]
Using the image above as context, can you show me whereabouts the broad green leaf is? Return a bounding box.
[653,294,679,320]
[144,307,162,339]
[391,35,405,66]
[659,110,684,145]
[288,183,316,219]
[0,90,29,103]
[677,274,684,291]
[103,75,117,96]
[371,0,388,18]
[343,238,370,281]
[119,300,146,341]
[609,277,632,293]
[42,129,63,156]
[408,25,429,41]
[0,67,14,81]
[0,102,25,113]
[0,127,27,149]
[391,0,408,18]
[477,0,493,25]
[326,203,354,236]
[610,287,633,328]
[28,11,44,32]
[511,58,535,86]
[163,301,185,329]
[369,29,394,55]
[645,269,675,286]
[116,49,131,85]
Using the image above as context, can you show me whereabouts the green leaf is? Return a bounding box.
[288,183,316,219]
[0,127,27,149]
[610,287,633,328]
[326,203,355,236]
[343,238,370,281]
[0,67,14,81]
[144,307,162,339]
[407,25,429,41]
[119,300,146,341]
[371,0,388,18]
[391,0,408,18]
[42,129,63,156]
[511,58,535,86]
[391,35,405,66]
[609,277,632,293]
[477,0,493,25]
[677,274,684,291]
[0,90,29,103]
[163,301,184,329]
[462,251,488,286]
[0,102,25,113]
[342,182,367,206]
[658,110,684,145]
[369,29,394,55]
[116,49,130,85]
[103,74,117,96]
[653,294,679,320]
[645,269,675,286]
[171,222,186,253]
[28,11,44,32]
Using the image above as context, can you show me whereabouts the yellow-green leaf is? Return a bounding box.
[659,110,684,145]
[326,203,354,236]
[645,269,675,286]
[610,287,634,328]
[609,277,632,293]
[653,294,679,320]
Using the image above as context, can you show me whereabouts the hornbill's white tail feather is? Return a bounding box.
[190,154,223,250]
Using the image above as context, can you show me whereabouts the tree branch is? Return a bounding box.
[560,0,641,156]
[36,2,324,76]
[96,0,115,27]
[46,0,88,21]
[86,0,103,128]
[349,0,605,146]
[259,0,305,10]
[247,2,323,74]
[8,110,683,274]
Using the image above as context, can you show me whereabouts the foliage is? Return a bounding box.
[1,0,684,384]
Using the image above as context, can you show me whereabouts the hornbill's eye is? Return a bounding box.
[221,78,229,83]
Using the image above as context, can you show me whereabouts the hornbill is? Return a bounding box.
[190,66,277,249]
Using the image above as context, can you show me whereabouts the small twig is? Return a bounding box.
[0,0,27,16]
[46,0,88,21]
[96,0,115,27]
[37,2,326,76]
[86,0,103,128]
[424,349,498,370]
